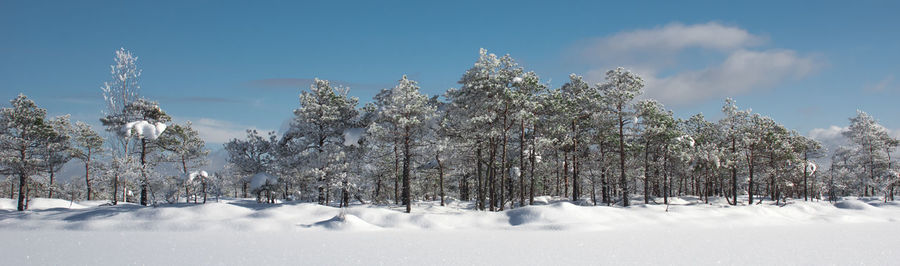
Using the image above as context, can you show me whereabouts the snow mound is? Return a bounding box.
[0,198,100,210]
[123,120,167,140]
[178,170,208,182]
[834,200,877,210]
[307,213,381,231]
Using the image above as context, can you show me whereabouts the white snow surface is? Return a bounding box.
[2,196,900,265]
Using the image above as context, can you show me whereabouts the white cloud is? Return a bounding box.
[642,49,819,105]
[581,22,764,56]
[573,22,822,106]
[809,125,847,141]
[179,117,273,144]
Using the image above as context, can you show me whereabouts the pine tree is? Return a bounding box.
[0,94,54,211]
[224,130,277,198]
[71,121,104,200]
[843,110,897,198]
[283,79,358,206]
[371,75,435,213]
[99,47,142,205]
[599,67,644,207]
[42,115,74,198]
[158,122,209,203]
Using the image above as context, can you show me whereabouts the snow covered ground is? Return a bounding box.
[2,197,899,265]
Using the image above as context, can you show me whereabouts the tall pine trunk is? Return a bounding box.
[437,153,445,206]
[519,120,526,206]
[402,129,412,213]
[140,138,149,206]
[16,146,27,211]
[619,112,629,207]
[84,148,93,200]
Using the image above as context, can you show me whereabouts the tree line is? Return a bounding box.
[2,48,897,212]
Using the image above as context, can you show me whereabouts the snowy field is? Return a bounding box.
[2,197,900,265]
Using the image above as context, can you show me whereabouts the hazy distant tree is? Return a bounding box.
[71,121,104,200]
[224,130,277,197]
[42,115,74,198]
[158,122,209,202]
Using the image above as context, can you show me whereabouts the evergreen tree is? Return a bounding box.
[71,121,104,200]
[599,67,644,206]
[0,94,54,211]
[158,121,209,202]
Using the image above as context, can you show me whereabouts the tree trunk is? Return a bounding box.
[731,137,737,205]
[529,126,536,205]
[476,145,484,210]
[437,153,445,206]
[202,178,207,204]
[564,151,569,199]
[394,143,400,205]
[402,130,412,213]
[488,139,497,211]
[520,120,526,206]
[748,149,754,204]
[48,169,55,199]
[619,112,629,207]
[663,145,669,205]
[85,149,93,200]
[572,120,579,203]
[803,152,809,201]
[17,147,27,211]
[643,139,650,204]
[140,138,149,206]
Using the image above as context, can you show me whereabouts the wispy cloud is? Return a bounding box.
[572,22,823,106]
[638,50,819,105]
[574,22,766,67]
[175,117,273,144]
[864,75,896,92]
[809,125,847,141]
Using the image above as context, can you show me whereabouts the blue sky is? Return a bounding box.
[2,0,898,145]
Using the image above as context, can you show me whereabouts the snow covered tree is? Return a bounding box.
[370,75,435,213]
[636,100,680,204]
[71,121,104,200]
[0,94,54,211]
[558,73,602,203]
[282,78,359,206]
[42,115,74,198]
[740,113,776,204]
[446,48,526,211]
[99,47,142,205]
[842,110,898,199]
[509,71,546,205]
[106,98,170,206]
[158,121,209,203]
[599,67,644,207]
[719,98,748,205]
[793,135,824,201]
[224,130,277,197]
